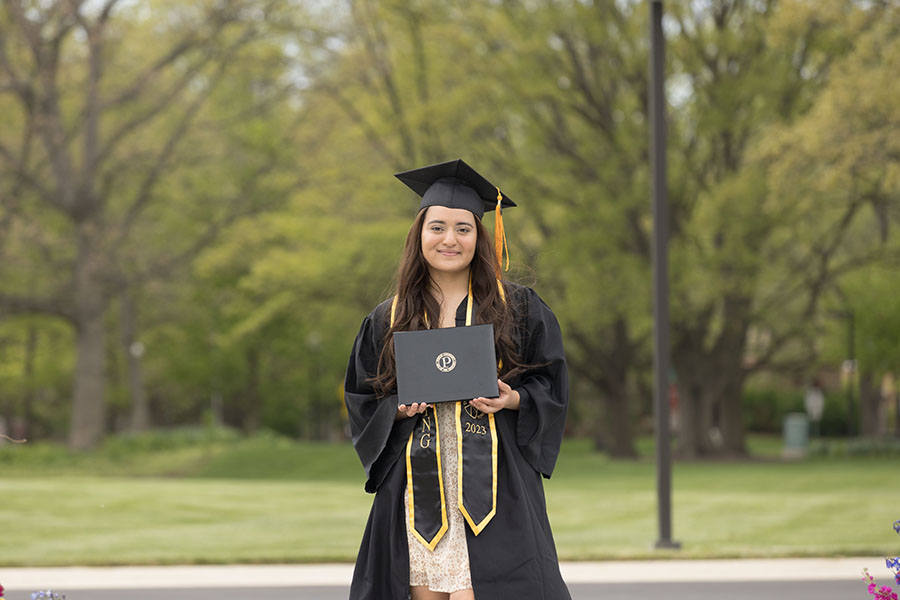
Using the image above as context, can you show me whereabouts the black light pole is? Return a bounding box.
[649,0,680,551]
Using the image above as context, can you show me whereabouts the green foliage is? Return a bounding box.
[0,317,74,439]
[98,425,243,457]
[810,436,900,458]
[0,426,363,479]
[742,386,852,437]
[817,391,854,438]
[742,387,803,434]
[2,0,899,450]
[821,265,900,375]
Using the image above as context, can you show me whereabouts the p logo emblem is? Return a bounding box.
[435,352,457,373]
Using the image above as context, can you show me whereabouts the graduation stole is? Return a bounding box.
[392,278,501,551]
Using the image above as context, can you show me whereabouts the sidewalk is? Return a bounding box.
[0,558,884,590]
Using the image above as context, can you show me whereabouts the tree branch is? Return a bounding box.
[318,81,400,167]
[0,289,74,321]
[95,49,222,169]
[122,170,308,291]
[110,33,256,250]
[100,7,238,111]
[352,0,415,163]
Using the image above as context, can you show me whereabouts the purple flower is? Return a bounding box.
[30,592,66,600]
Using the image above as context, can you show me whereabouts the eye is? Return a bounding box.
[457,227,471,234]
[430,225,444,232]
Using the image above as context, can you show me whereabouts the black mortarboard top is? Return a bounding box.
[394,158,515,220]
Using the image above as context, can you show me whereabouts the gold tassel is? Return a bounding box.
[494,187,509,278]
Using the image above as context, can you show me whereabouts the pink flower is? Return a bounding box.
[876,586,898,600]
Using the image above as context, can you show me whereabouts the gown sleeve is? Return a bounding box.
[344,304,417,493]
[511,287,569,479]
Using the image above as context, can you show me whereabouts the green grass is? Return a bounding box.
[0,432,897,566]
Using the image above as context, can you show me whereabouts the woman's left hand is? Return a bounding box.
[470,379,520,414]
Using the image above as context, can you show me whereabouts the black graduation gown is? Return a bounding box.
[344,283,571,600]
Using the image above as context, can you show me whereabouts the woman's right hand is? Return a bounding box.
[396,402,429,420]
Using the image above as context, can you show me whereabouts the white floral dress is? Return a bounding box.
[405,402,473,593]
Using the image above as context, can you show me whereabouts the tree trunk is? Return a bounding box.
[608,395,638,458]
[675,379,711,458]
[69,232,108,450]
[858,370,881,437]
[600,378,638,459]
[69,308,107,449]
[601,319,638,458]
[243,346,261,433]
[0,337,11,439]
[571,317,639,459]
[122,292,149,432]
[676,381,698,459]
[720,374,747,455]
[22,325,37,440]
[894,388,900,438]
[673,297,750,458]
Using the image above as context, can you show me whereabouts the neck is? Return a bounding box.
[428,268,470,303]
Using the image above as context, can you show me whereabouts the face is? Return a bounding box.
[420,205,478,275]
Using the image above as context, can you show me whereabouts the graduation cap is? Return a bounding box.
[394,158,515,219]
[395,158,513,274]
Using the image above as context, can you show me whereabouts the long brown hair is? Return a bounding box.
[371,209,526,398]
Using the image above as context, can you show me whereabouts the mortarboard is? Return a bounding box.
[394,158,515,219]
[395,158,514,274]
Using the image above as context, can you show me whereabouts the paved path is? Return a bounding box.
[0,558,883,599]
[0,581,867,599]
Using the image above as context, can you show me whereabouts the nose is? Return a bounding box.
[441,229,457,246]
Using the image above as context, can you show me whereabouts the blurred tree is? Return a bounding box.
[461,0,898,457]
[477,0,653,457]
[823,268,900,437]
[6,0,895,453]
[767,11,900,437]
[286,0,900,457]
[662,0,895,456]
[0,0,311,448]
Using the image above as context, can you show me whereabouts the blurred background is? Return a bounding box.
[0,0,898,460]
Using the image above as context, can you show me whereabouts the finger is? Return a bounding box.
[474,402,499,414]
[498,379,510,392]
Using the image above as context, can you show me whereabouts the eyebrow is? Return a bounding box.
[427,219,475,227]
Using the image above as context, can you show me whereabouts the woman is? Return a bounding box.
[344,159,570,600]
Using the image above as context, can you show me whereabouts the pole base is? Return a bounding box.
[653,539,682,550]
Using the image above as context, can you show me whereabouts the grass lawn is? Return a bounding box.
[0,433,897,566]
